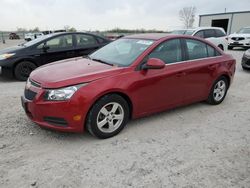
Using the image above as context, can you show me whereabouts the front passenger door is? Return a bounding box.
[134,39,186,114]
[37,34,74,65]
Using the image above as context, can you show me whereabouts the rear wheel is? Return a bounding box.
[14,61,37,81]
[207,76,229,105]
[86,94,129,139]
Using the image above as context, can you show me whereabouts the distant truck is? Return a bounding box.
[9,33,20,40]
[24,32,44,41]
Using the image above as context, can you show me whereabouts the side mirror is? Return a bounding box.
[142,58,165,70]
[42,44,50,52]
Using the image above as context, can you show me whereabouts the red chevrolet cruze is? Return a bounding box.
[21,34,236,138]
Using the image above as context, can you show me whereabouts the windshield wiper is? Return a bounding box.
[91,58,114,66]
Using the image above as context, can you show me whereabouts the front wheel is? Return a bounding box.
[14,61,37,81]
[86,94,130,139]
[207,76,229,105]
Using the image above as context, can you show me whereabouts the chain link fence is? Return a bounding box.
[0,31,27,43]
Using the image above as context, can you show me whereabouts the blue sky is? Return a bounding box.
[0,0,249,31]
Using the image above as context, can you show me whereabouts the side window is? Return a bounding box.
[207,45,221,57]
[215,29,226,37]
[76,34,97,47]
[194,31,204,38]
[148,39,182,64]
[186,39,208,60]
[204,29,215,38]
[186,39,221,60]
[207,45,216,57]
[96,37,106,44]
[38,35,73,50]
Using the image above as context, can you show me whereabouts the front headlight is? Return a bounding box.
[244,50,250,57]
[44,83,87,101]
[0,53,15,60]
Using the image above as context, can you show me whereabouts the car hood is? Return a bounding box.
[229,33,250,38]
[0,45,24,54]
[30,57,125,88]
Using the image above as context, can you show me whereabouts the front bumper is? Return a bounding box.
[0,58,15,67]
[21,86,89,133]
[228,39,250,48]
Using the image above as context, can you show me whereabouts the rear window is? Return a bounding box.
[215,29,226,37]
[204,30,216,38]
[185,39,221,60]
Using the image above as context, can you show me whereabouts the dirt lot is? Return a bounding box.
[0,40,249,188]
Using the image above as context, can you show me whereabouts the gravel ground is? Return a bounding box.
[0,40,250,188]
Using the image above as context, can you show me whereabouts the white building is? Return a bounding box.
[199,11,250,34]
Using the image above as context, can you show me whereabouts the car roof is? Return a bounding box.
[45,32,107,38]
[124,33,176,40]
[176,27,224,31]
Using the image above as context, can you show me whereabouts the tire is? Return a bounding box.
[218,45,224,51]
[242,65,250,70]
[228,46,233,50]
[86,94,130,139]
[207,76,229,105]
[14,61,37,81]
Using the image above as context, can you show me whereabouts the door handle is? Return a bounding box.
[176,72,186,77]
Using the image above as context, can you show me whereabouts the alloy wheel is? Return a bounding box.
[213,80,226,102]
[96,102,124,133]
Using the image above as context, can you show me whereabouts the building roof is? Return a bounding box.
[200,10,250,17]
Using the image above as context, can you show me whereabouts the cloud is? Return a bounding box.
[0,0,249,31]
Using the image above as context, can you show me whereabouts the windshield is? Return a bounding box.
[21,34,52,47]
[237,28,250,34]
[89,38,154,67]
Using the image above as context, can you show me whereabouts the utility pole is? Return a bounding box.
[1,32,5,44]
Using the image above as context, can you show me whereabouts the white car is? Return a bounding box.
[227,27,250,50]
[172,27,227,51]
[24,32,44,41]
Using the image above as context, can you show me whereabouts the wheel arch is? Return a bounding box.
[84,91,134,129]
[218,44,224,51]
[13,58,38,76]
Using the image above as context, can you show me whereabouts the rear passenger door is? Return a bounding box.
[73,34,101,57]
[181,38,221,102]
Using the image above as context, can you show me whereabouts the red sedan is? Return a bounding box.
[21,34,236,138]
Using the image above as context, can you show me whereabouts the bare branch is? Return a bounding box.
[179,6,196,29]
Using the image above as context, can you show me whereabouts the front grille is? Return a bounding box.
[44,117,68,127]
[24,89,37,100]
[231,37,245,41]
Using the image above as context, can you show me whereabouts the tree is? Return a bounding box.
[64,25,77,32]
[179,6,196,29]
[29,27,40,32]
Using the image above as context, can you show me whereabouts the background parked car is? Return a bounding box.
[172,27,227,51]
[0,32,110,80]
[241,48,250,70]
[24,32,44,41]
[227,27,250,50]
[9,33,20,40]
